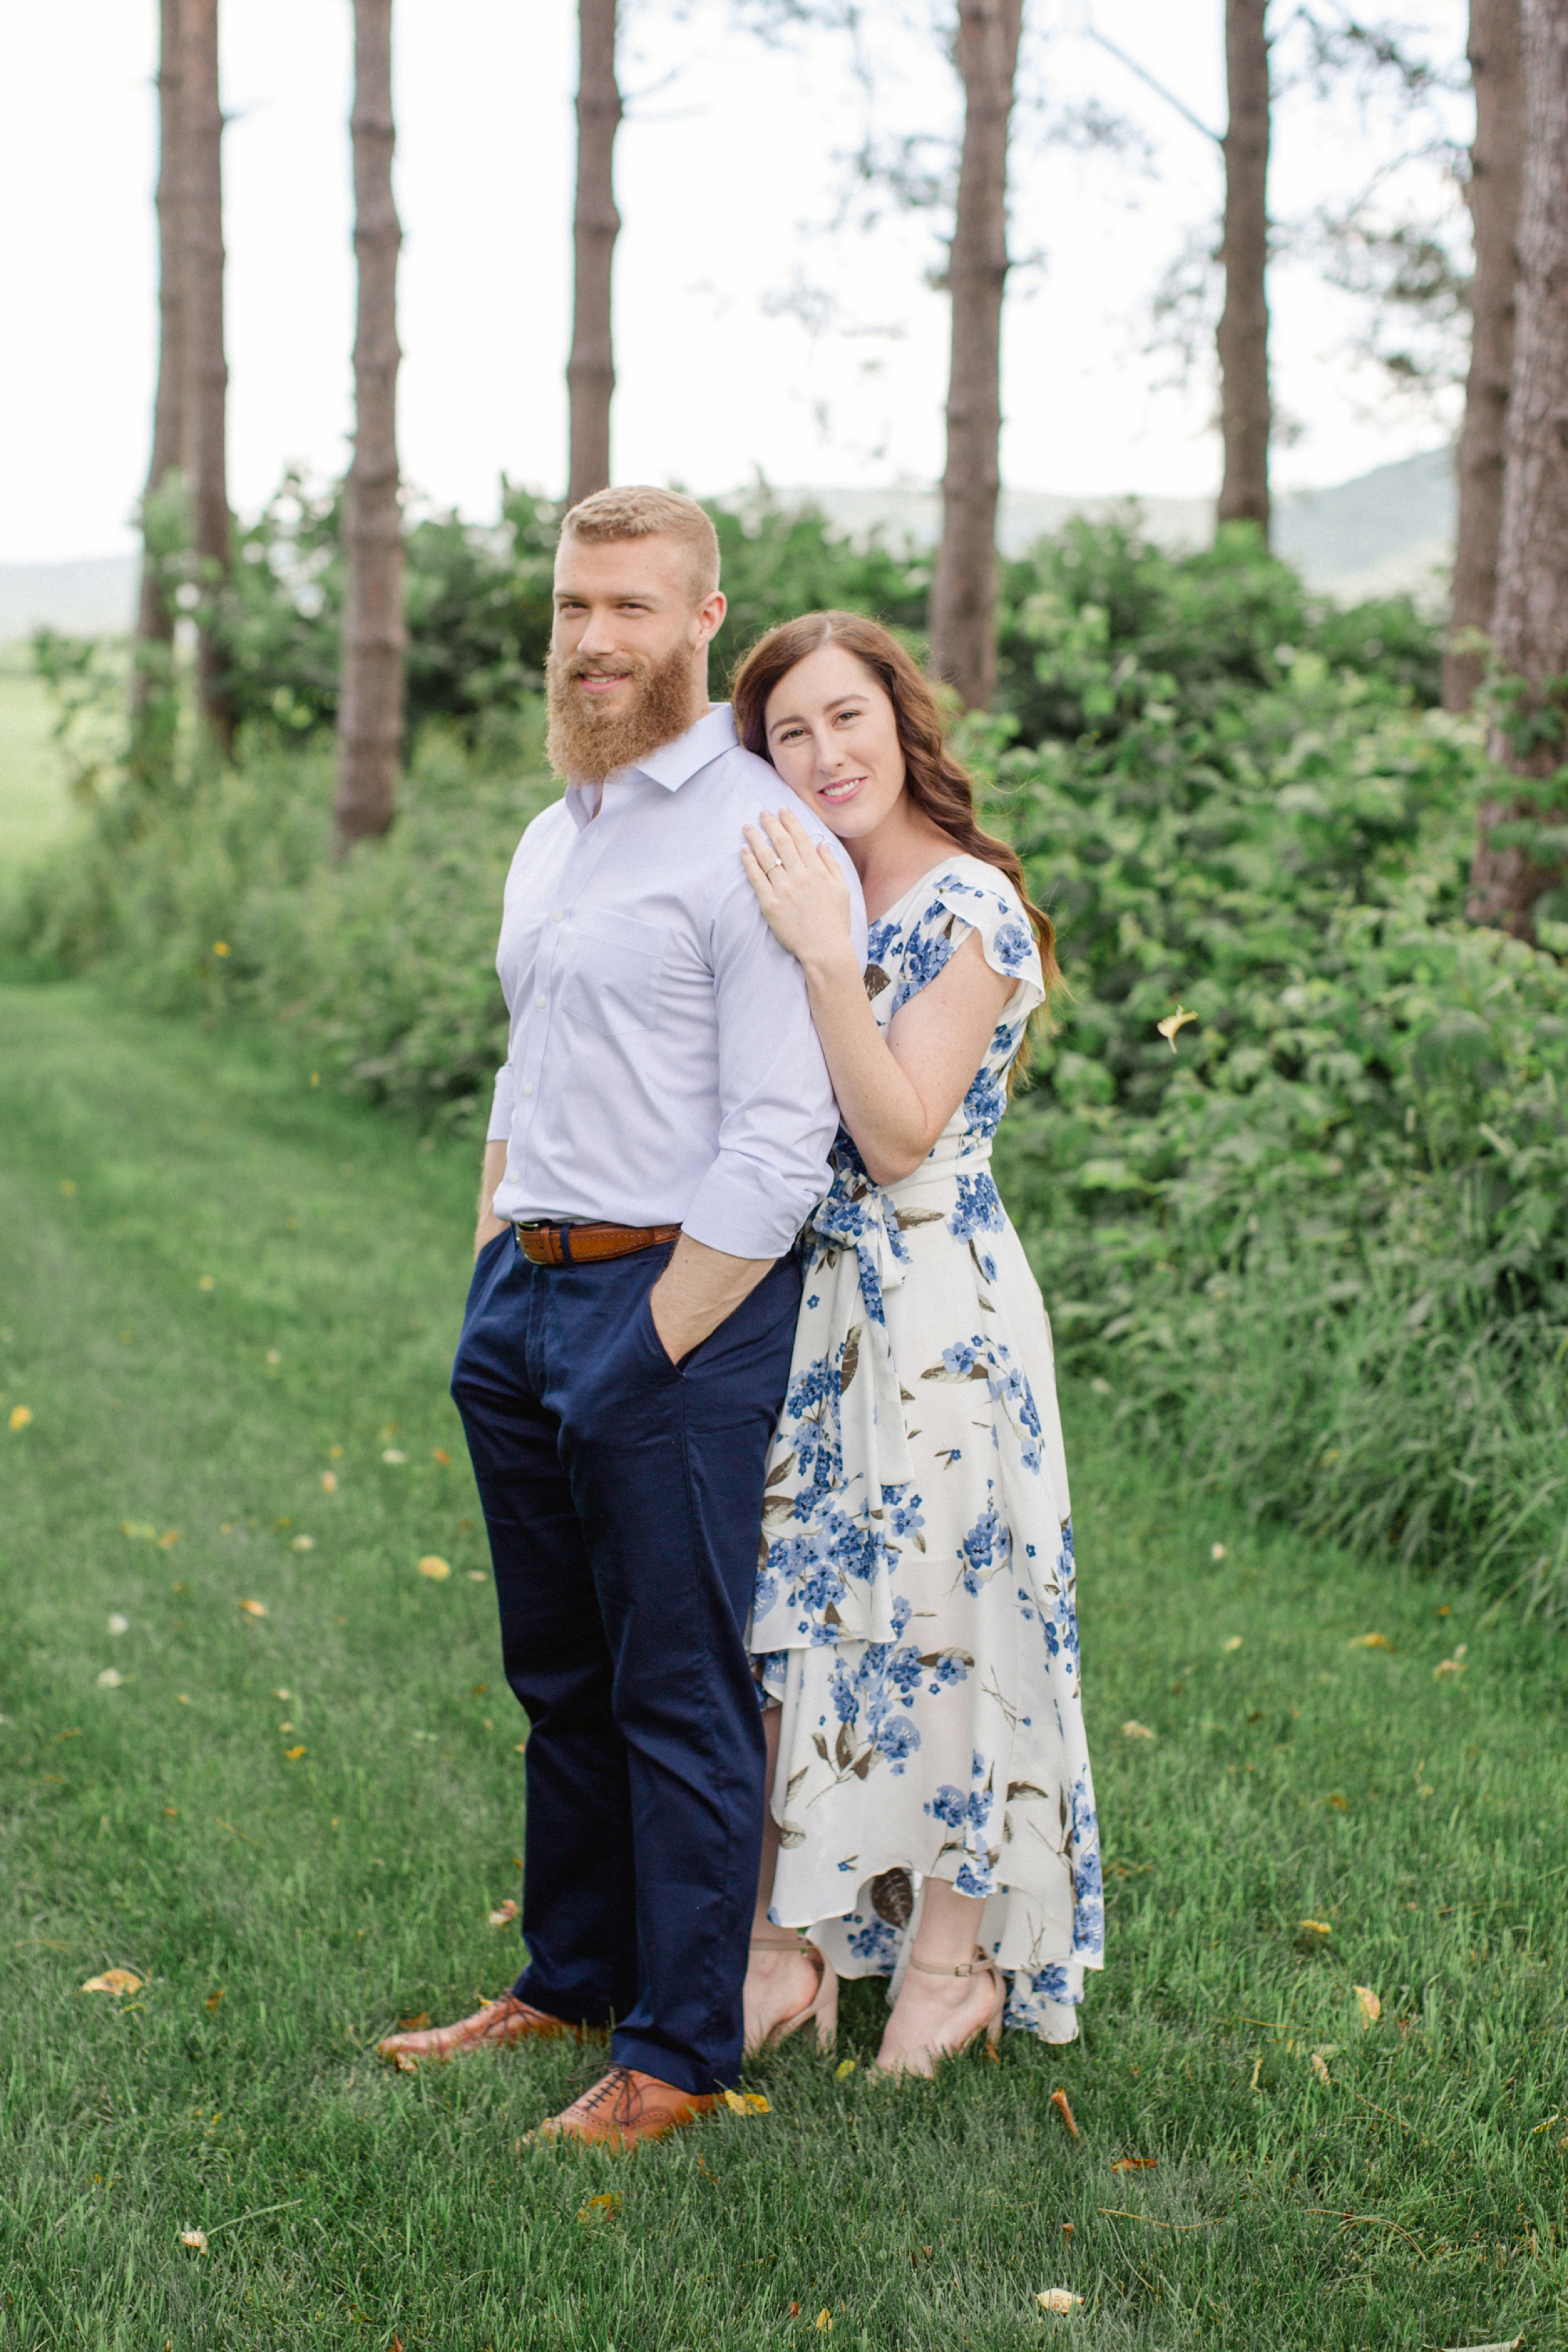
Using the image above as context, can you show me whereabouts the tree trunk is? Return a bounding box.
[1216,0,1271,538]
[566,0,620,509]
[181,0,231,751]
[132,0,187,776]
[928,0,1022,711]
[333,0,405,854]
[1446,0,1525,712]
[1468,0,1568,941]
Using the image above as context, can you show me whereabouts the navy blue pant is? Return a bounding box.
[450,1232,801,2094]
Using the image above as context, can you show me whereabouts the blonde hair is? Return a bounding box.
[560,485,721,602]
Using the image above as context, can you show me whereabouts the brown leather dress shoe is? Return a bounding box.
[378,1993,593,2070]
[527,2063,719,2151]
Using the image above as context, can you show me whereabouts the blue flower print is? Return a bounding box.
[992,919,1032,973]
[876,1713,921,1764]
[960,1503,1011,1594]
[845,1917,899,1969]
[926,1785,967,1829]
[948,1171,1004,1242]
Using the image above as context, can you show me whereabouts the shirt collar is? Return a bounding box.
[564,704,739,827]
[628,702,739,792]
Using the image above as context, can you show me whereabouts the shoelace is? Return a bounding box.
[570,2063,639,2120]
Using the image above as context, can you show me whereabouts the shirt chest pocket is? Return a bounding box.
[556,907,670,1037]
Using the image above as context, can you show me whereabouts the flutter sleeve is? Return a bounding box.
[923,862,1046,1024]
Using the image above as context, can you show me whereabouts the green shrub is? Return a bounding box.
[978,578,1567,1606]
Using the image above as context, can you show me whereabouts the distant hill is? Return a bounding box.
[0,449,1456,644]
[770,447,1456,608]
[0,553,139,644]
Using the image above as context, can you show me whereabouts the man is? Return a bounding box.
[379,487,864,2148]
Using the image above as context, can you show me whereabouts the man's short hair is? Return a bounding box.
[559,486,721,603]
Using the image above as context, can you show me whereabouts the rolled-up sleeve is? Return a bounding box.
[487,1060,516,1146]
[680,874,841,1259]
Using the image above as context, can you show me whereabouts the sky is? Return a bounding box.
[0,0,1469,564]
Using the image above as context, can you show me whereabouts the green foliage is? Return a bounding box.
[708,492,930,684]
[978,560,1567,1602]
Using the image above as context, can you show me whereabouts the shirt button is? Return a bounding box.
[522,1083,534,1097]
[550,909,565,923]
[534,994,546,1009]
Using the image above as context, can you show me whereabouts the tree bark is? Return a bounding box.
[333,0,405,853]
[1468,0,1568,941]
[1445,0,1524,711]
[928,0,1022,711]
[132,0,187,776]
[137,0,186,662]
[181,0,231,751]
[566,0,620,509]
[1216,0,1271,538]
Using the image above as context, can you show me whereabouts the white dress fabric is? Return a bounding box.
[748,856,1103,2042]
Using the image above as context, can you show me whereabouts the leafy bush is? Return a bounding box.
[978,580,1567,1608]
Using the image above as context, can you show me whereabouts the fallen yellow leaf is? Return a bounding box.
[1222,1635,1242,1652]
[158,1529,181,1549]
[96,1668,124,1689]
[212,940,230,956]
[1210,1542,1227,1560]
[205,1988,225,2011]
[1156,1004,1199,1050]
[1111,2156,1156,2173]
[576,2193,620,2225]
[382,1448,408,1465]
[1121,1720,1156,1740]
[290,1535,314,1552]
[9,1405,33,1431]
[722,2089,771,2115]
[1309,2045,1338,2084]
[466,1570,486,1582]
[239,1599,268,1618]
[1039,2289,1084,2315]
[1349,1633,1391,1650]
[108,1613,129,1636]
[417,1555,452,1581]
[1434,1646,1468,1678]
[198,1276,215,1291]
[1298,1919,1332,1937]
[488,1899,519,1928]
[835,2057,856,2079]
[433,1448,451,1466]
[179,2228,209,2252]
[1354,1985,1381,2028]
[82,1969,143,1996]
[283,1744,306,1761]
[814,2315,832,2335]
[1050,2087,1079,2139]
[328,1444,344,1459]
[320,1471,337,1493]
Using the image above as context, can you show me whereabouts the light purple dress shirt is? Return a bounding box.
[487,702,867,1259]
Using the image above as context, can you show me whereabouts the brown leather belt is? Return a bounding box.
[514,1221,681,1268]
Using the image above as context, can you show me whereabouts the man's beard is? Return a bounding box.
[545,644,702,787]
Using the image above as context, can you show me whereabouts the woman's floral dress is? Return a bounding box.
[749,854,1102,2042]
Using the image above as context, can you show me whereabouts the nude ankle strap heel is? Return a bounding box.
[743,1936,839,2056]
[903,1948,1007,2055]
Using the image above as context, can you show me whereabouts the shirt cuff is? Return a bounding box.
[680,1155,817,1261]
[486,1061,515,1145]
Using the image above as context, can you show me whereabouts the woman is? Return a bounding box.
[733,613,1102,2075]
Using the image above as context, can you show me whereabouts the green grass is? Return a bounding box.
[0,655,76,876]
[3,980,1567,2351]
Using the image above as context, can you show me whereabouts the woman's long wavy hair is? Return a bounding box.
[731,612,1061,1025]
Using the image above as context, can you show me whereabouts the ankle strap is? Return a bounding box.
[750,1934,810,1952]
[908,1952,991,1978]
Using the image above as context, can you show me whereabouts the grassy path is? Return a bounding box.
[2,981,1567,2351]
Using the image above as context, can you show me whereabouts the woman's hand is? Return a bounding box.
[740,805,856,973]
